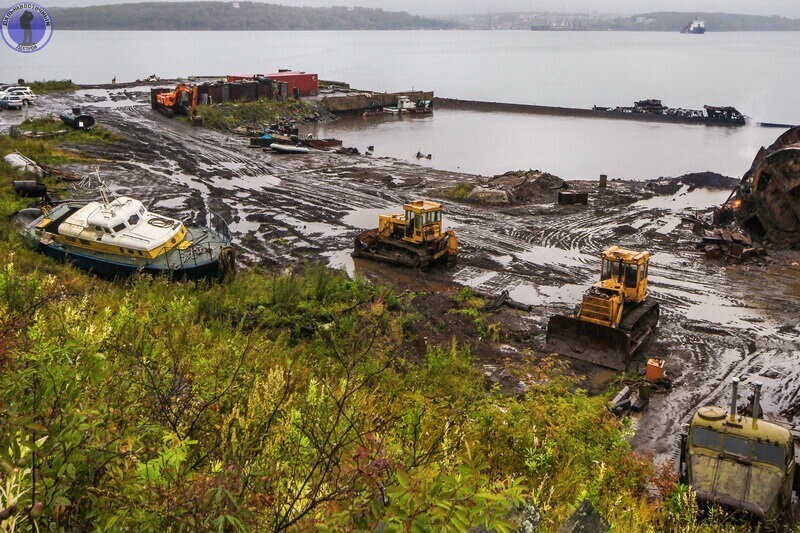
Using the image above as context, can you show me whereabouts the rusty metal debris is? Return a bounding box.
[698,227,767,262]
[557,191,588,205]
[734,125,800,248]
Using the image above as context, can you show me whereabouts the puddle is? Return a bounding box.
[537,283,586,304]
[516,245,591,268]
[324,249,355,276]
[274,213,347,238]
[634,185,730,211]
[151,196,186,209]
[213,173,281,190]
[342,207,392,229]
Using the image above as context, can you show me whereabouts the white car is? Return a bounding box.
[6,89,37,105]
[0,94,23,110]
[0,87,37,104]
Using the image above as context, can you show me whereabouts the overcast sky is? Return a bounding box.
[48,0,800,18]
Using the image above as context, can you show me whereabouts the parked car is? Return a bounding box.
[6,89,37,105]
[0,87,37,105]
[0,94,24,110]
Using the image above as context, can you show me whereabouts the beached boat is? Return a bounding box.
[14,181,235,279]
[304,137,343,150]
[271,143,310,154]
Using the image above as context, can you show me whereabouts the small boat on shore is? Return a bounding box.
[60,107,95,130]
[271,143,310,154]
[14,178,235,280]
[304,136,343,150]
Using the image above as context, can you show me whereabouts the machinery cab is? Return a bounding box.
[403,200,443,244]
[576,246,651,328]
[377,200,444,245]
[597,246,650,303]
[681,380,800,525]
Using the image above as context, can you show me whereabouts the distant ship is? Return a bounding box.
[681,17,706,34]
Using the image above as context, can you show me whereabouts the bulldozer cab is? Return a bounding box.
[402,200,443,244]
[598,246,650,303]
[681,382,799,525]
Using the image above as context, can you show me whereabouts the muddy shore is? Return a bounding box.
[6,88,800,462]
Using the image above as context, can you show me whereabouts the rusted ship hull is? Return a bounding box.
[735,126,800,247]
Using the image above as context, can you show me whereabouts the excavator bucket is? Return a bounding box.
[545,315,632,371]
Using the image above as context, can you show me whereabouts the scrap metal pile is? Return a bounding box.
[734,126,800,248]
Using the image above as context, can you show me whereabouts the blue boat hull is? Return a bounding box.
[39,242,225,280]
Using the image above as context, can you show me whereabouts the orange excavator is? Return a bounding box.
[153,84,200,123]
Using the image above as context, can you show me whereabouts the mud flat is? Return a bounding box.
[11,88,800,461]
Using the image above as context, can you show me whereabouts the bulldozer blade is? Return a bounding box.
[545,315,632,371]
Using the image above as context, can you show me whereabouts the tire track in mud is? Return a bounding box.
[41,93,800,461]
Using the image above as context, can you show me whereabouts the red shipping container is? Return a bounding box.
[266,71,318,96]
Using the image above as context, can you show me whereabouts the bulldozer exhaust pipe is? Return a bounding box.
[730,377,739,420]
[752,381,762,421]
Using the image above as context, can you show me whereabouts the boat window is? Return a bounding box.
[642,263,648,279]
[171,237,176,244]
[415,216,422,230]
[139,207,145,215]
[79,239,88,245]
[434,210,441,222]
[624,264,639,288]
[94,226,103,232]
[723,435,751,457]
[128,214,140,226]
[692,427,721,450]
[119,247,125,253]
[113,223,126,233]
[754,442,785,466]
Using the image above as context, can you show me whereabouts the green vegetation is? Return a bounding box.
[198,99,313,131]
[50,2,457,31]
[2,118,118,166]
[0,122,747,530]
[441,182,476,200]
[27,80,80,94]
[3,118,118,167]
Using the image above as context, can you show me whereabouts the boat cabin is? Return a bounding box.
[38,197,190,259]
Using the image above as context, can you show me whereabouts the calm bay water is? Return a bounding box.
[3,30,799,123]
[310,110,780,179]
[2,30,797,178]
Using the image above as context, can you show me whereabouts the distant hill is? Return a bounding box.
[607,12,800,31]
[50,2,457,31]
[451,11,800,31]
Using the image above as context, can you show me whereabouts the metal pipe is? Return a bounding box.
[752,381,763,420]
[730,377,739,420]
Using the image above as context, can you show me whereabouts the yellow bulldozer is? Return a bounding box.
[352,200,458,268]
[545,246,659,370]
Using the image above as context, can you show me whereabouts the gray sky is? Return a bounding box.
[48,0,800,18]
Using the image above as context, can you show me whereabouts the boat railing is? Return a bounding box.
[209,210,232,244]
[163,211,232,269]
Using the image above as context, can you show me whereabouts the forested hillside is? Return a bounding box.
[50,2,457,30]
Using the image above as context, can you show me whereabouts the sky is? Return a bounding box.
[45,0,800,18]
